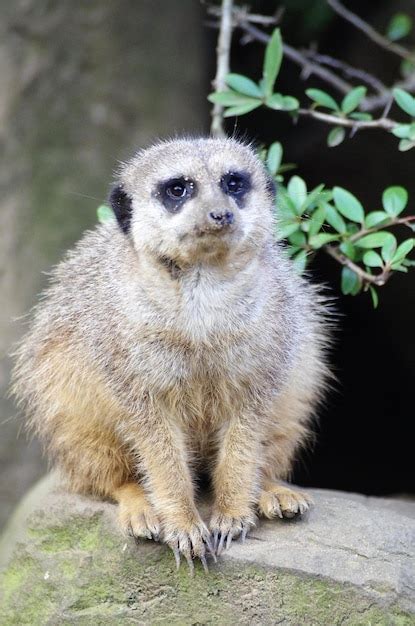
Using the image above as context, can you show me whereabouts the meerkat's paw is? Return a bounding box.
[209,510,256,555]
[116,485,161,541]
[164,519,216,575]
[119,501,161,541]
[258,483,313,520]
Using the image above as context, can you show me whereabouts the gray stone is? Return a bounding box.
[0,475,414,625]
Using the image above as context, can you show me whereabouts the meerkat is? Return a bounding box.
[12,137,330,572]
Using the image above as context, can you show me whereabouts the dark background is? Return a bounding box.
[0,0,414,531]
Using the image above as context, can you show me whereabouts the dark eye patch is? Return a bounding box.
[155,176,197,213]
[220,171,252,207]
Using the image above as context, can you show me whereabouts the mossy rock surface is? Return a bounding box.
[1,475,414,625]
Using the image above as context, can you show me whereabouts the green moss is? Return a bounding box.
[1,507,414,625]
[0,555,36,605]
[0,553,56,625]
[28,513,116,553]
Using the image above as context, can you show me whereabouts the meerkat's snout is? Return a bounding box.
[208,210,234,227]
[196,208,236,237]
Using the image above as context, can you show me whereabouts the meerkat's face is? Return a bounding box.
[110,138,275,267]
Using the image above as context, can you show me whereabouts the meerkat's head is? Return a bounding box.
[110,137,276,268]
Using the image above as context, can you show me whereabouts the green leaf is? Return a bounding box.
[349,112,373,121]
[341,86,367,114]
[266,93,299,111]
[277,221,300,239]
[225,74,263,98]
[387,13,412,41]
[400,59,415,78]
[266,142,283,176]
[382,186,408,216]
[277,163,297,175]
[391,123,413,139]
[97,204,115,223]
[398,139,415,151]
[391,238,414,263]
[282,96,299,111]
[292,249,308,273]
[301,184,325,212]
[208,91,260,106]
[263,28,283,98]
[340,241,357,260]
[223,102,262,117]
[324,203,347,233]
[355,231,396,249]
[265,93,285,110]
[289,230,307,246]
[327,126,346,147]
[381,233,398,262]
[278,192,298,218]
[306,88,339,111]
[333,187,364,223]
[393,88,415,117]
[287,176,307,214]
[308,233,340,249]
[341,266,361,295]
[363,250,383,268]
[307,206,326,236]
[364,211,390,228]
[287,245,301,258]
[369,286,379,309]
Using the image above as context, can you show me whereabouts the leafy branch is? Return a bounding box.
[207,2,415,305]
[207,3,415,113]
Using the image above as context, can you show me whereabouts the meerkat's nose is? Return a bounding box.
[208,211,234,227]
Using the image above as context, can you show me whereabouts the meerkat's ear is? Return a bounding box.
[109,184,133,234]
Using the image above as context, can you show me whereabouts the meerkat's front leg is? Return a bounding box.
[124,407,214,572]
[210,415,259,554]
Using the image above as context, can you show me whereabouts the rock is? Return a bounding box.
[0,475,414,625]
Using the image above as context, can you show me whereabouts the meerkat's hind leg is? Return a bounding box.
[258,479,313,520]
[112,483,161,541]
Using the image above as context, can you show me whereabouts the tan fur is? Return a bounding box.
[11,137,331,564]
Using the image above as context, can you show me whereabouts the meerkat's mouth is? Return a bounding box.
[193,224,237,238]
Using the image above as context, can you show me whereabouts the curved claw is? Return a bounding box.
[184,553,195,576]
[204,536,217,562]
[200,554,209,573]
[241,525,249,543]
[172,544,181,570]
[212,530,219,553]
[217,532,226,556]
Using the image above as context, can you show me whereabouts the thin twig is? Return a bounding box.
[211,0,234,137]
[348,216,415,243]
[324,246,390,286]
[232,16,353,94]
[324,215,415,286]
[362,72,415,112]
[327,0,415,62]
[303,50,387,95]
[297,108,396,131]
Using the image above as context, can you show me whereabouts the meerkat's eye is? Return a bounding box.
[220,171,251,206]
[156,177,196,212]
[166,180,187,199]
